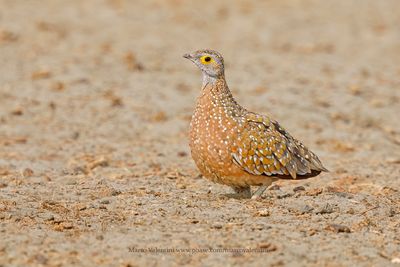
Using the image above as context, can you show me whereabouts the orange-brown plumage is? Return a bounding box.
[184,49,328,199]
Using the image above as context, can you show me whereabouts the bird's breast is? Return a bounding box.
[189,94,242,177]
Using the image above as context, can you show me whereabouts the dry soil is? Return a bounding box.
[0,0,400,266]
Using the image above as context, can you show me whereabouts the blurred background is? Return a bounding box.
[1,0,399,266]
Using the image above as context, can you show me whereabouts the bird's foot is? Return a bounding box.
[251,183,276,200]
[251,185,268,200]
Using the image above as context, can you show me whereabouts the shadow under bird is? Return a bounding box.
[183,49,328,199]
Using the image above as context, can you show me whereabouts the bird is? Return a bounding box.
[183,49,328,199]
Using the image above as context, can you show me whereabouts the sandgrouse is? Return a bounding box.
[184,49,328,199]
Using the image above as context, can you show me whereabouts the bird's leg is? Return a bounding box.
[251,186,267,199]
[251,182,275,199]
[230,186,252,199]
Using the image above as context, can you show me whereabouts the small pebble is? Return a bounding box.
[388,208,395,217]
[53,217,64,224]
[11,108,23,116]
[110,189,121,196]
[177,151,187,157]
[326,224,350,233]
[347,208,355,214]
[35,254,48,265]
[308,229,317,236]
[65,178,77,185]
[256,209,270,217]
[212,223,223,229]
[253,223,266,230]
[22,168,34,177]
[306,188,323,196]
[293,186,305,192]
[62,222,73,229]
[269,184,280,190]
[299,205,314,214]
[334,192,353,198]
[315,203,335,214]
[276,192,293,199]
[177,184,187,189]
[392,258,400,263]
[41,213,54,221]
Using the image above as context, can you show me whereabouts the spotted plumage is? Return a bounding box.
[184,49,328,199]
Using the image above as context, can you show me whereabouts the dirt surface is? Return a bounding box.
[1,0,400,266]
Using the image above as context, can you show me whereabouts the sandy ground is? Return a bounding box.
[1,0,400,266]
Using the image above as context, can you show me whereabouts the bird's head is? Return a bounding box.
[183,49,225,78]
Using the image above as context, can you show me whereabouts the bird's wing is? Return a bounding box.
[231,113,327,179]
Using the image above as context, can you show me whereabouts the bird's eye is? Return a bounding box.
[200,55,214,64]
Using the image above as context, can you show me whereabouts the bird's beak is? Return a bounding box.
[183,53,193,60]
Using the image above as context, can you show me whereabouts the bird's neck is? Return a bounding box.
[200,74,241,109]
[201,74,230,95]
[202,73,220,87]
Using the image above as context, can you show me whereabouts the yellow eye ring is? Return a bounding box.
[200,55,214,64]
